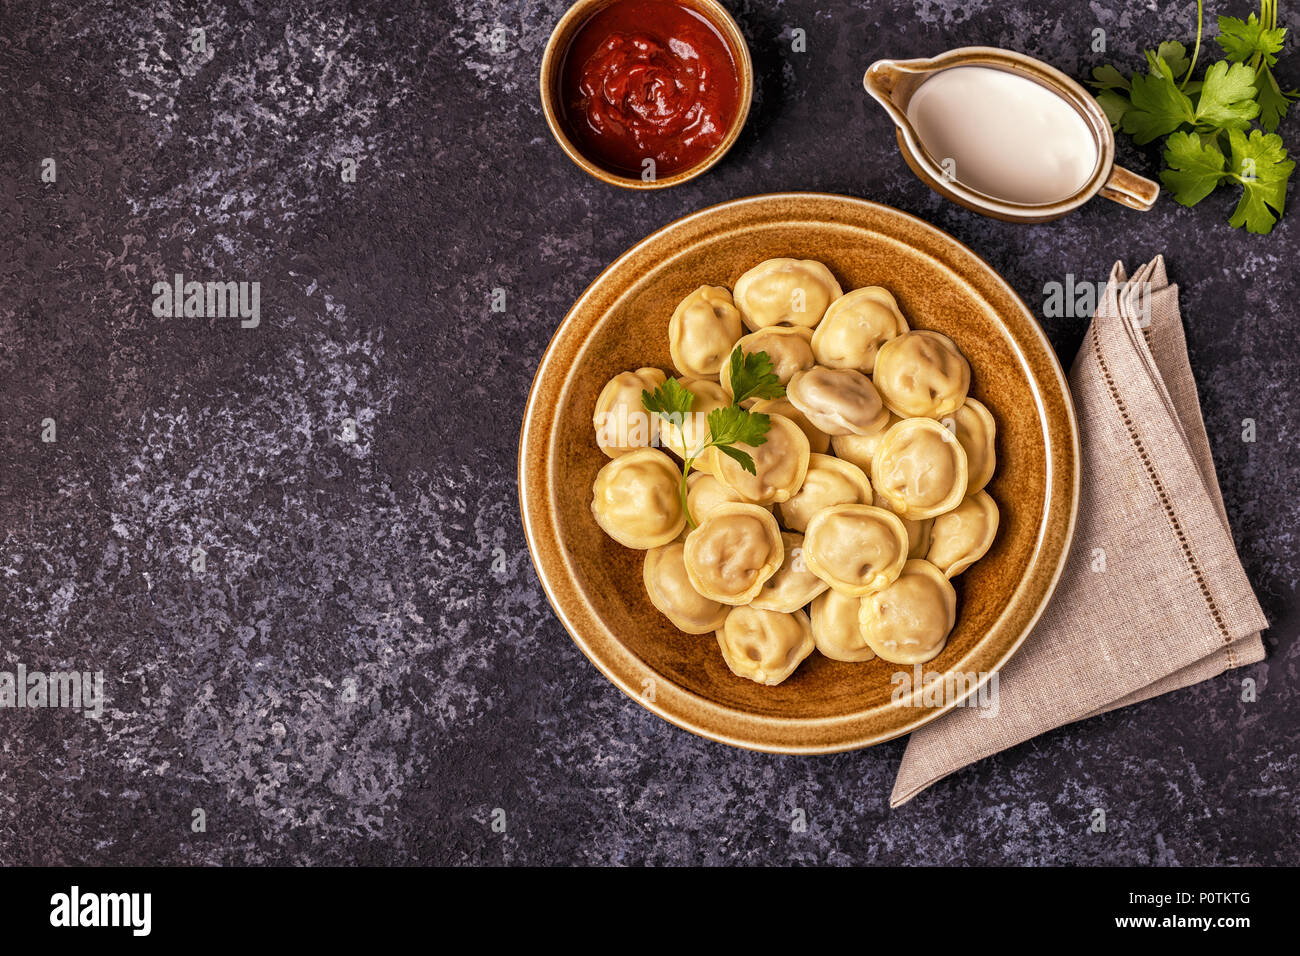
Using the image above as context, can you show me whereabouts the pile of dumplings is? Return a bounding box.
[589,258,1000,686]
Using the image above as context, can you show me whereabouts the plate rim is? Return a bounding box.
[518,191,1081,754]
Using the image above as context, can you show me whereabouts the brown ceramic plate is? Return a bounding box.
[519,192,1079,753]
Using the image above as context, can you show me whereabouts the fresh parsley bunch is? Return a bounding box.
[1091,0,1297,233]
[642,346,784,528]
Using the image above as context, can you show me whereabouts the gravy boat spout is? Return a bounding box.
[862,57,933,132]
[863,47,1159,223]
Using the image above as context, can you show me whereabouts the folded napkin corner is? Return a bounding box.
[890,255,1267,808]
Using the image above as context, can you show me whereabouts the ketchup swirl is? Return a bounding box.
[560,1,741,178]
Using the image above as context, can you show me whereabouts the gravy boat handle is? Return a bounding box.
[1100,164,1161,212]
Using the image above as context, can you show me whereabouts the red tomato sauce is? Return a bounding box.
[559,0,742,178]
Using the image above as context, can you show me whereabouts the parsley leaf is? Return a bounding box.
[641,377,694,429]
[1216,13,1286,66]
[1161,131,1229,206]
[1123,57,1195,143]
[713,444,757,475]
[1216,11,1296,133]
[1124,58,1259,145]
[1255,66,1299,132]
[1193,60,1262,131]
[707,405,770,454]
[1092,43,1192,131]
[1096,88,1131,128]
[725,348,785,405]
[1090,63,1134,128]
[1155,40,1192,80]
[1091,63,1132,92]
[1226,127,1295,234]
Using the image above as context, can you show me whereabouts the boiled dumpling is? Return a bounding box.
[786,366,890,437]
[879,497,935,560]
[803,503,909,596]
[683,503,783,605]
[871,417,969,520]
[733,258,843,331]
[926,491,1000,578]
[810,588,875,662]
[945,397,996,495]
[873,330,970,418]
[643,541,730,634]
[811,286,909,374]
[713,413,810,506]
[591,448,686,548]
[751,397,830,455]
[750,532,828,613]
[715,605,814,685]
[720,327,815,404]
[593,367,667,458]
[669,286,744,378]
[660,378,729,463]
[859,559,956,664]
[778,453,873,534]
[685,471,749,524]
[830,412,900,472]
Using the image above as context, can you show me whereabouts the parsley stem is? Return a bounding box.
[680,437,715,530]
[1180,0,1204,91]
[680,456,696,529]
[1260,0,1278,72]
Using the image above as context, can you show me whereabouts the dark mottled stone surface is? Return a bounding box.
[1,0,1295,865]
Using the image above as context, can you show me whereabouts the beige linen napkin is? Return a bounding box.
[891,255,1268,807]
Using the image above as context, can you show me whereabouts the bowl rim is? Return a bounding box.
[538,0,755,190]
[518,191,1081,753]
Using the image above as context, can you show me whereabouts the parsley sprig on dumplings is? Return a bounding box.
[642,346,784,527]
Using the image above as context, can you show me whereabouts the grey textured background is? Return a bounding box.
[2,0,1296,865]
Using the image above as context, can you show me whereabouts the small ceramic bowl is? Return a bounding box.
[864,47,1160,223]
[539,0,754,189]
